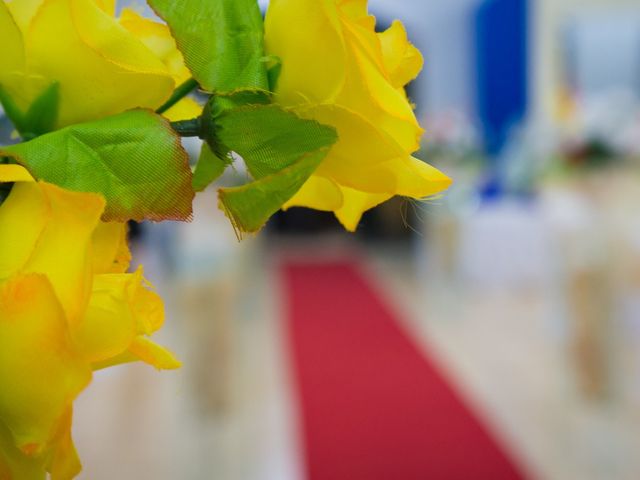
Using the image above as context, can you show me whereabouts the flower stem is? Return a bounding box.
[156,78,199,115]
[170,118,202,138]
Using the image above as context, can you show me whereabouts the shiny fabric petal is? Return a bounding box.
[0,274,91,455]
[0,0,183,128]
[265,0,451,228]
[0,167,178,478]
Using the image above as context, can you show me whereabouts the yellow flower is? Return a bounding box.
[0,0,199,128]
[0,165,179,479]
[265,0,452,230]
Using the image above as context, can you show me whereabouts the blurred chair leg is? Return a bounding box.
[568,267,611,400]
[181,281,234,416]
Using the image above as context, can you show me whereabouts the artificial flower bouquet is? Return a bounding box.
[0,0,450,477]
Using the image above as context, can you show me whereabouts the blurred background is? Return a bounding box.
[3,0,640,478]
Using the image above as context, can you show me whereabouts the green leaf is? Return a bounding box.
[148,0,268,94]
[207,102,338,235]
[22,82,59,137]
[219,146,332,236]
[0,82,60,139]
[0,85,25,134]
[1,109,194,222]
[263,55,282,92]
[192,143,226,192]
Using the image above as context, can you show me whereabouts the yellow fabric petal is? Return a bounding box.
[393,156,452,198]
[337,0,374,30]
[334,187,390,232]
[338,24,423,152]
[3,0,43,32]
[128,336,181,370]
[283,174,343,212]
[26,0,174,127]
[119,7,191,85]
[91,222,131,275]
[0,421,45,480]
[378,20,424,89]
[75,268,173,369]
[131,274,165,335]
[293,104,405,193]
[20,183,105,324]
[163,97,202,122]
[73,274,138,364]
[70,0,168,75]
[44,408,81,480]
[0,2,25,75]
[297,103,406,167]
[93,0,114,15]
[0,2,43,115]
[0,183,47,281]
[0,274,91,454]
[354,155,452,199]
[0,181,105,322]
[266,0,347,104]
[90,351,138,371]
[0,164,35,183]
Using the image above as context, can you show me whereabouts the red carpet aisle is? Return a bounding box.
[281,260,528,480]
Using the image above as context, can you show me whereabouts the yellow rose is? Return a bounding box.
[265,0,452,230]
[0,0,199,129]
[0,165,179,479]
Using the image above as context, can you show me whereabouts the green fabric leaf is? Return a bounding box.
[149,0,268,94]
[263,55,282,92]
[22,83,59,137]
[215,105,337,180]
[208,102,338,235]
[0,82,59,139]
[1,109,193,222]
[219,146,332,236]
[0,85,25,134]
[192,143,226,192]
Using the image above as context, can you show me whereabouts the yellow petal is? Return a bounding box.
[378,20,424,88]
[0,182,105,324]
[283,175,343,211]
[0,183,48,281]
[91,222,131,275]
[94,0,114,15]
[73,274,138,364]
[3,0,43,32]
[337,0,374,30]
[0,164,35,183]
[0,421,45,480]
[75,268,170,368]
[293,104,405,193]
[131,274,165,335]
[26,0,174,127]
[393,156,452,198]
[266,0,347,104]
[20,183,105,324]
[297,103,405,170]
[0,274,91,454]
[44,408,81,480]
[119,7,191,85]
[163,97,202,122]
[70,0,168,75]
[359,156,452,199]
[0,1,25,75]
[90,350,137,371]
[338,24,423,152]
[334,187,390,232]
[128,336,181,370]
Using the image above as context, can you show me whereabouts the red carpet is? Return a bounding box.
[282,260,528,480]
